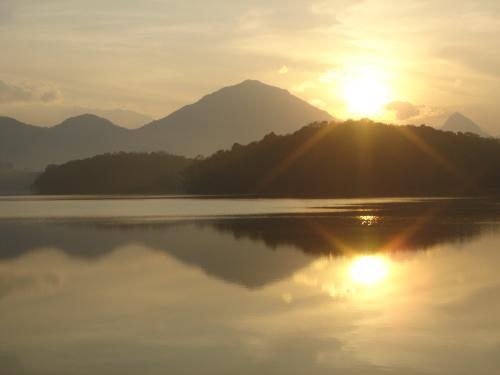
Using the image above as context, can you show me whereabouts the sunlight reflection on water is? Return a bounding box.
[357,215,381,226]
[293,254,392,300]
[350,255,389,286]
[2,197,500,375]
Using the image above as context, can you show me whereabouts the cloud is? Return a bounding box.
[234,1,341,32]
[291,81,315,92]
[40,89,62,103]
[278,65,289,74]
[309,98,327,109]
[319,70,338,83]
[442,45,500,79]
[0,80,34,104]
[0,80,62,104]
[385,100,421,120]
[1,0,499,133]
[0,0,15,24]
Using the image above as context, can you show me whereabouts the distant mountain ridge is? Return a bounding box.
[0,114,130,170]
[442,112,488,137]
[69,108,154,129]
[0,80,333,170]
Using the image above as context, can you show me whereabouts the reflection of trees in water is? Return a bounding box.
[209,214,489,256]
[2,200,500,260]
[1,200,499,287]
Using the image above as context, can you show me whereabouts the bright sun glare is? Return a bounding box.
[340,68,391,117]
[350,255,389,286]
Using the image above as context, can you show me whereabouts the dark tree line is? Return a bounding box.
[34,120,500,197]
[184,120,500,197]
[33,152,193,194]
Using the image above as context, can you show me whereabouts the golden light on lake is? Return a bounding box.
[340,67,392,118]
[350,255,389,286]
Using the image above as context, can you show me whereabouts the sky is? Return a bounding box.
[0,0,499,133]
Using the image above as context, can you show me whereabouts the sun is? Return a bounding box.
[350,255,389,286]
[340,68,392,117]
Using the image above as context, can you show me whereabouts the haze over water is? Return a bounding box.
[1,196,500,375]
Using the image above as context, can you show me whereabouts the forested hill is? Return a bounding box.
[184,120,500,197]
[33,152,193,194]
[34,121,500,197]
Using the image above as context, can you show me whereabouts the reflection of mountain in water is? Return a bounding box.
[1,199,500,288]
[0,220,312,289]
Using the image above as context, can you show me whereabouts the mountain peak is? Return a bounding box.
[239,79,266,85]
[60,113,111,123]
[234,79,276,89]
[55,114,123,130]
[448,112,470,122]
[208,79,289,98]
[139,80,333,157]
[442,112,488,137]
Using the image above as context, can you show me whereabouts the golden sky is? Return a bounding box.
[1,0,499,132]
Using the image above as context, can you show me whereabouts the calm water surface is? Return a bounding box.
[1,196,500,375]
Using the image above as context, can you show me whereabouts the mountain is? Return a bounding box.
[133,80,334,156]
[0,80,333,170]
[2,107,154,129]
[0,114,130,170]
[0,162,38,194]
[0,117,47,170]
[442,112,488,137]
[67,108,154,129]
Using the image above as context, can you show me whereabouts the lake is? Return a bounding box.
[1,196,500,375]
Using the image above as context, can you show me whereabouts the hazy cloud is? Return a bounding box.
[239,1,339,31]
[0,80,63,104]
[386,101,421,121]
[0,80,34,104]
[0,0,16,24]
[1,0,500,131]
[291,81,316,93]
[319,70,339,83]
[278,65,289,74]
[309,98,327,110]
[40,89,62,103]
[438,43,500,78]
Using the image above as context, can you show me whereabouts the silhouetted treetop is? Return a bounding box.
[34,152,193,194]
[184,120,500,197]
